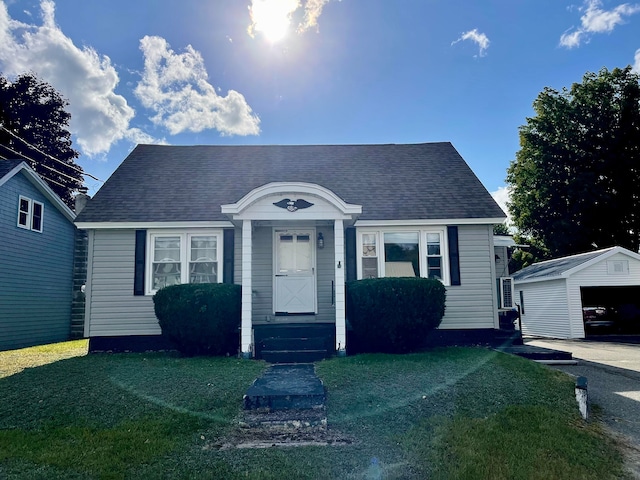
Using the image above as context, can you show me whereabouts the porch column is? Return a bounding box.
[334,219,346,355]
[240,220,252,358]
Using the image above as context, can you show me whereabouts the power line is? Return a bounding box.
[0,151,69,189]
[0,123,102,182]
[0,143,84,186]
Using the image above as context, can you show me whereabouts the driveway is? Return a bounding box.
[527,338,640,476]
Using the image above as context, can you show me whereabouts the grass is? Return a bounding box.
[0,343,628,479]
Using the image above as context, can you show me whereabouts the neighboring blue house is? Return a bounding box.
[76,143,508,358]
[0,159,76,351]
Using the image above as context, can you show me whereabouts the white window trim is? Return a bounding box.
[356,227,450,285]
[145,229,224,295]
[17,195,44,233]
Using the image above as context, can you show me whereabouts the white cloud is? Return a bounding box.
[125,128,168,146]
[560,0,640,48]
[299,0,331,32]
[0,0,139,156]
[633,48,640,72]
[452,29,490,57]
[247,0,332,40]
[491,186,511,220]
[134,35,260,136]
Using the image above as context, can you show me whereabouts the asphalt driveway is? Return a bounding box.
[527,337,640,476]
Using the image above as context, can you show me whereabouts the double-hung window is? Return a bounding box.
[147,231,222,294]
[357,228,449,284]
[17,196,44,232]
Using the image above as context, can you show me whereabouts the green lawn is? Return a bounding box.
[0,342,628,479]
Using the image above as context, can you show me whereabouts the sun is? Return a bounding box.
[249,0,298,43]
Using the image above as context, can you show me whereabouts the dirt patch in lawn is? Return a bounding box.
[208,408,357,450]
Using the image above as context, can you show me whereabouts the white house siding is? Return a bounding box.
[515,279,571,338]
[441,225,497,330]
[0,173,75,351]
[251,225,336,324]
[566,252,640,338]
[85,229,158,336]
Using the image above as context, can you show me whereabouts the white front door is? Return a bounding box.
[274,229,316,314]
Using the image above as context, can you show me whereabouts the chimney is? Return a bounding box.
[75,186,90,214]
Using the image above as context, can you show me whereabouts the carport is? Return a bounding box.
[513,246,640,339]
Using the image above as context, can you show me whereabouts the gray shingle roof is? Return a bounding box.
[76,143,506,223]
[512,248,615,282]
[0,159,23,179]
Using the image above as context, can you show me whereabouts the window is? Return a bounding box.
[17,196,44,232]
[147,231,222,294]
[384,232,420,277]
[426,232,442,280]
[357,228,448,283]
[361,233,379,278]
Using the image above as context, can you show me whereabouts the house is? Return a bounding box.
[75,143,507,357]
[0,160,76,351]
[513,246,640,339]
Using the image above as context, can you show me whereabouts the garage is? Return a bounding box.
[513,246,640,339]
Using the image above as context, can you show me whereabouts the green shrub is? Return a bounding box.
[346,277,446,353]
[153,283,241,356]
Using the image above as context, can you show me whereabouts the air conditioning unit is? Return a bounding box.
[499,277,514,309]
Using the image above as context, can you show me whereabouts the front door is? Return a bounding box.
[274,229,316,314]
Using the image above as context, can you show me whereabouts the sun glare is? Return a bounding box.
[249,0,298,43]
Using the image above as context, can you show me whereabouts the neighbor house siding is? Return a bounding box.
[516,279,570,338]
[441,224,497,329]
[85,229,158,336]
[0,173,74,351]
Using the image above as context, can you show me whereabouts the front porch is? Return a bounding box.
[220,182,362,359]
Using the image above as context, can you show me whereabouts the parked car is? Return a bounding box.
[582,306,615,329]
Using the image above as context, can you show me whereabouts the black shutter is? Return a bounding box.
[134,230,147,295]
[223,229,235,284]
[345,227,357,282]
[447,226,461,286]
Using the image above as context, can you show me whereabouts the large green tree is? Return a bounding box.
[0,73,82,208]
[507,67,640,258]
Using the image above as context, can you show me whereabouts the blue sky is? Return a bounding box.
[1,0,639,214]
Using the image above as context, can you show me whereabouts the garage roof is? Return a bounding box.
[512,246,640,284]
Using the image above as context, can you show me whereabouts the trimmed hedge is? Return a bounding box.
[153,283,241,356]
[346,277,446,353]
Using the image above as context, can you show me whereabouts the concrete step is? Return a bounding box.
[260,336,329,351]
[243,364,326,411]
[261,349,329,364]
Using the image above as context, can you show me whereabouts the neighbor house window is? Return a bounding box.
[17,196,44,232]
[357,228,448,283]
[148,231,222,294]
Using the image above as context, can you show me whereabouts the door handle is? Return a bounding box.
[275,274,287,277]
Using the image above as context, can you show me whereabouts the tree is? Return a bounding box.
[0,73,82,208]
[506,67,640,258]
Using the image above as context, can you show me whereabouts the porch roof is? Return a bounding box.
[75,143,505,224]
